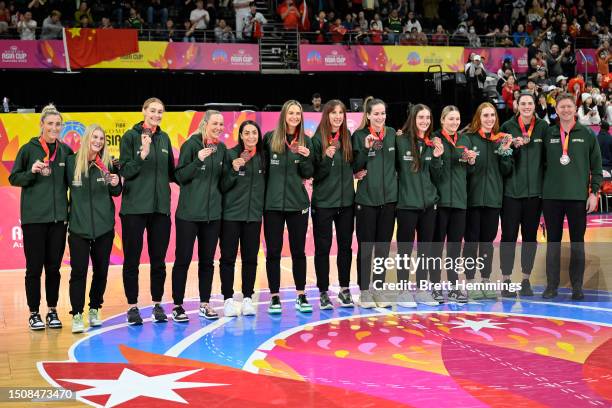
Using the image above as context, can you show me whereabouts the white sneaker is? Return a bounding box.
[223,298,239,317]
[359,290,377,308]
[414,290,440,306]
[88,308,102,327]
[72,313,84,333]
[372,291,391,308]
[242,297,256,316]
[396,291,417,308]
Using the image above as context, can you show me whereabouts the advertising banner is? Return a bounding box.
[464,47,529,74]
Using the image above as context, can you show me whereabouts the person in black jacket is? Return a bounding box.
[119,97,176,325]
[219,120,266,317]
[263,100,314,314]
[66,124,121,333]
[311,100,355,309]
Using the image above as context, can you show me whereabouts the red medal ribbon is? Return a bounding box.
[143,123,157,134]
[244,147,256,159]
[368,126,385,141]
[417,133,434,147]
[559,121,574,157]
[441,129,468,152]
[478,129,506,143]
[39,136,58,165]
[328,130,340,145]
[94,155,110,175]
[518,116,535,138]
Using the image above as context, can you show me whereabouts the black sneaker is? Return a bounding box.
[432,289,445,303]
[295,294,313,313]
[448,289,468,303]
[172,305,189,322]
[151,304,168,323]
[267,295,282,314]
[519,279,534,296]
[198,304,219,320]
[542,287,558,299]
[126,307,143,325]
[337,289,355,307]
[501,279,517,298]
[320,292,334,310]
[46,310,62,329]
[29,312,45,330]
[571,288,585,301]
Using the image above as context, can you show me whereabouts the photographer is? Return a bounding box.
[577,93,601,125]
[546,44,570,78]
[465,54,488,114]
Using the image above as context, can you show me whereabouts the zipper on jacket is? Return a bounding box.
[247,158,253,221]
[340,151,344,207]
[88,167,96,239]
[483,139,489,206]
[152,135,159,212]
[382,134,386,204]
[206,151,213,222]
[526,144,530,197]
[52,147,57,222]
[282,150,288,212]
[419,144,426,209]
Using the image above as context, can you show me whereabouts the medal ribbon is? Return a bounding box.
[368,126,385,142]
[286,129,300,151]
[39,137,58,165]
[143,123,157,134]
[417,133,434,147]
[204,137,219,146]
[441,129,468,152]
[243,147,256,160]
[478,129,507,143]
[559,121,574,158]
[328,130,340,145]
[94,155,110,175]
[518,116,535,138]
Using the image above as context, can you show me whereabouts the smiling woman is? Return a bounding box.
[8,104,74,331]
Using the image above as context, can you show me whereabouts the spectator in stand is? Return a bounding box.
[556,74,569,91]
[597,121,612,171]
[356,11,368,32]
[568,73,586,105]
[546,44,568,78]
[190,0,210,33]
[502,75,519,118]
[342,13,355,31]
[465,54,488,114]
[214,19,235,42]
[127,7,144,30]
[415,28,428,45]
[404,11,421,33]
[525,79,540,98]
[17,11,36,40]
[513,23,532,47]
[183,20,196,42]
[370,15,384,44]
[314,10,329,43]
[162,19,180,41]
[100,16,113,29]
[243,3,267,41]
[536,92,555,123]
[511,0,526,23]
[111,1,130,28]
[75,2,94,27]
[400,26,418,45]
[277,0,300,30]
[384,9,403,45]
[496,24,514,47]
[467,25,481,47]
[450,22,469,46]
[555,22,572,49]
[497,58,516,79]
[431,24,448,45]
[595,93,607,120]
[233,0,251,40]
[0,1,9,35]
[599,26,612,47]
[362,0,378,21]
[206,0,217,31]
[79,15,92,28]
[304,93,323,112]
[578,93,601,125]
[40,10,62,40]
[147,0,169,28]
[497,68,514,94]
[330,18,347,43]
[596,42,611,83]
[26,0,47,24]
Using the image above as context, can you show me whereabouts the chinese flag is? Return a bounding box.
[65,28,138,69]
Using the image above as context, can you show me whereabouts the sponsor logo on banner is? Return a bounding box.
[1,45,28,64]
[61,121,86,151]
[11,222,23,249]
[212,50,228,64]
[323,50,347,66]
[306,50,322,64]
[230,49,254,65]
[407,51,421,65]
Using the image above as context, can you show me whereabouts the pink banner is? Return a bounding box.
[199,43,259,71]
[464,48,528,74]
[575,49,598,74]
[301,44,361,72]
[0,39,66,69]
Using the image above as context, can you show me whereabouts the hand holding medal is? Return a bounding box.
[38,136,58,176]
[432,136,444,157]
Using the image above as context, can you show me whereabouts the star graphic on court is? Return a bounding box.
[448,318,507,332]
[68,27,81,37]
[60,368,228,407]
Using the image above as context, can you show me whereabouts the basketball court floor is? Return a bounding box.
[1,215,611,408]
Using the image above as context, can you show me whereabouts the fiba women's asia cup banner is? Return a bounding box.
[0,111,362,271]
[0,40,259,71]
[300,44,464,72]
[464,48,529,74]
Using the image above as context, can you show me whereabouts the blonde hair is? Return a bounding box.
[73,124,111,184]
[195,110,222,138]
[440,105,460,127]
[357,97,386,130]
[271,100,305,154]
[40,103,63,124]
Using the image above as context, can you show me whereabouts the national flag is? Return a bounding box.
[299,0,310,31]
[64,28,138,69]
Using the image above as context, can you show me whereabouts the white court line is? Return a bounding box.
[165,317,233,357]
